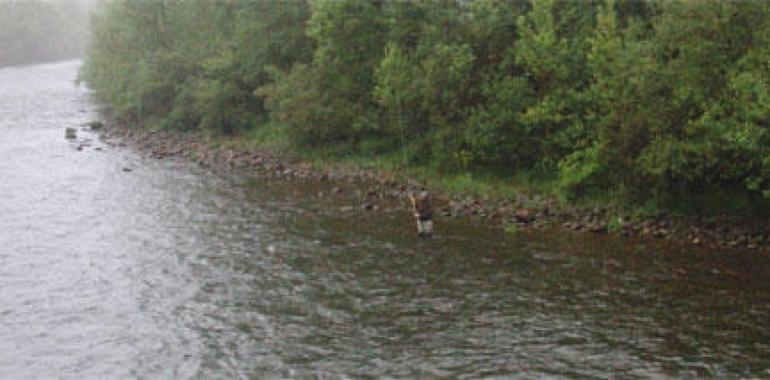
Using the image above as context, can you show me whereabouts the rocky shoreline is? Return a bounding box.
[97,123,769,253]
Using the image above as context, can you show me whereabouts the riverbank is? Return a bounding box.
[93,123,770,253]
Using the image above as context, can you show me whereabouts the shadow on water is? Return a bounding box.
[1,61,769,379]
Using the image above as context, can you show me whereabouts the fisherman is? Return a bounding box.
[410,189,434,237]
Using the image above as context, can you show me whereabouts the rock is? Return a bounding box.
[588,223,607,234]
[87,121,105,130]
[450,201,467,216]
[65,127,77,139]
[122,167,132,172]
[513,209,535,224]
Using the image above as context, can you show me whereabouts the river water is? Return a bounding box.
[1,61,769,379]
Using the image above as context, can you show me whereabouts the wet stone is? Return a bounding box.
[65,127,77,139]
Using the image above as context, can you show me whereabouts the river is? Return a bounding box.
[1,61,769,378]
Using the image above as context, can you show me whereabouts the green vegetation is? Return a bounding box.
[0,0,90,67]
[82,0,770,216]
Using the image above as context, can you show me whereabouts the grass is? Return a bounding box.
[504,223,519,235]
[233,125,770,229]
[242,122,292,152]
[239,125,584,212]
[607,214,624,233]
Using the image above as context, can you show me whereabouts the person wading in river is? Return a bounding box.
[410,190,434,238]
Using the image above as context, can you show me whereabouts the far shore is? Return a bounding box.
[93,122,770,254]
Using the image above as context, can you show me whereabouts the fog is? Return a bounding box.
[0,0,95,67]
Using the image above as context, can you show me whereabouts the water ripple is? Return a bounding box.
[1,61,769,378]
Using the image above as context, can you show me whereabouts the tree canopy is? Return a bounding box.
[82,0,770,211]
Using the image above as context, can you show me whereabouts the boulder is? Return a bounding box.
[513,209,536,223]
[87,121,105,130]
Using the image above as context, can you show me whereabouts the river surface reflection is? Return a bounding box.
[1,61,769,378]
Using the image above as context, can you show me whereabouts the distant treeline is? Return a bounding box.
[82,0,770,208]
[0,0,90,67]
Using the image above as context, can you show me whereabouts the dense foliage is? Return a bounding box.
[0,0,90,67]
[83,0,770,209]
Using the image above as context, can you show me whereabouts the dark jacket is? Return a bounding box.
[414,197,434,221]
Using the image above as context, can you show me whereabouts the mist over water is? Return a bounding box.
[1,61,770,378]
[0,0,91,67]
